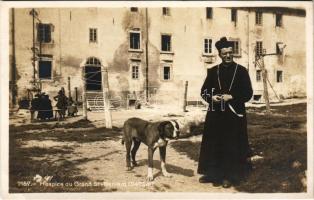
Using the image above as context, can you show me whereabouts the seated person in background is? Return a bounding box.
[67,97,78,117]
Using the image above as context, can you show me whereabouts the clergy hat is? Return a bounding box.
[215,37,233,51]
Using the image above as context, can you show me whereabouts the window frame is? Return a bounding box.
[231,8,237,23]
[129,30,141,50]
[89,28,98,43]
[203,37,213,55]
[38,55,53,80]
[162,7,171,16]
[275,13,283,27]
[130,7,138,12]
[256,41,263,57]
[131,65,140,80]
[161,34,172,53]
[276,42,284,55]
[161,64,172,81]
[37,23,53,44]
[276,70,283,83]
[206,7,213,19]
[256,69,262,82]
[255,11,263,25]
[228,38,241,57]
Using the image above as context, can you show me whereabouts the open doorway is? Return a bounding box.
[84,57,102,91]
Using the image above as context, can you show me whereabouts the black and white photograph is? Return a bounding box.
[0,1,313,199]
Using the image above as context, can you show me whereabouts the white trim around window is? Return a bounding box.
[203,37,213,55]
[38,55,53,81]
[160,63,173,81]
[129,30,142,51]
[228,37,241,57]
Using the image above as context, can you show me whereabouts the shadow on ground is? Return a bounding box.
[9,119,122,192]
[134,159,194,178]
[10,119,122,144]
[171,103,307,193]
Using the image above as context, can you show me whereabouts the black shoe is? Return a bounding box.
[222,179,232,188]
[212,179,222,187]
[199,175,220,184]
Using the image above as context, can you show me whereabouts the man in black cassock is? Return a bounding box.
[197,37,253,188]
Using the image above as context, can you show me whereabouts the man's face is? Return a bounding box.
[219,47,234,64]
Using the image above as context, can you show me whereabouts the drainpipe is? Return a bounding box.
[11,8,17,106]
[145,8,149,102]
[31,8,36,82]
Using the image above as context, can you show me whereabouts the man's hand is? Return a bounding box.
[221,94,233,102]
[212,95,222,103]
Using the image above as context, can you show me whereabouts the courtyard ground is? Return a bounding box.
[8,100,307,193]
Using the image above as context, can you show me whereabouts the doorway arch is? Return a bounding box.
[84,57,102,91]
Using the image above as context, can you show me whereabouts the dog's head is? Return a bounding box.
[158,120,180,140]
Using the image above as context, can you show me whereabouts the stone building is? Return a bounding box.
[9,7,306,109]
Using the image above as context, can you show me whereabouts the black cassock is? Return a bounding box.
[198,62,253,181]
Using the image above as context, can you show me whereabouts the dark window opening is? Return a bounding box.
[206,7,213,19]
[276,13,282,27]
[162,7,170,16]
[85,66,102,91]
[39,60,52,79]
[130,7,138,12]
[132,65,139,79]
[89,28,97,43]
[204,38,212,54]
[276,42,284,55]
[130,32,141,49]
[163,66,171,80]
[277,71,283,83]
[161,34,171,52]
[37,23,51,43]
[256,70,262,82]
[256,11,263,25]
[230,40,240,55]
[253,95,262,101]
[231,9,237,22]
[256,41,263,56]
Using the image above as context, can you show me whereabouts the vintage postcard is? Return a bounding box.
[0,1,313,199]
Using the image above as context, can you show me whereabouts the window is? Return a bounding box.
[132,65,139,79]
[161,34,171,52]
[37,23,52,43]
[256,70,262,82]
[276,13,282,27]
[276,42,284,55]
[86,57,101,66]
[229,39,240,56]
[256,41,263,56]
[256,11,263,25]
[206,7,213,19]
[231,9,237,23]
[38,56,52,79]
[130,31,141,50]
[162,7,170,16]
[163,66,171,80]
[204,38,212,54]
[277,71,283,82]
[89,28,97,43]
[130,7,138,12]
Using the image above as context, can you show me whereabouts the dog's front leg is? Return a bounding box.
[159,146,172,177]
[147,147,154,181]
